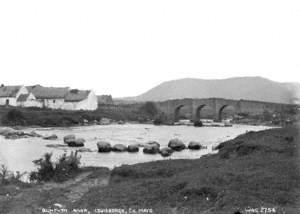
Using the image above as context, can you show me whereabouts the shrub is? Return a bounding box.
[0,165,26,185]
[139,102,158,117]
[153,113,168,125]
[30,151,81,182]
[1,109,26,126]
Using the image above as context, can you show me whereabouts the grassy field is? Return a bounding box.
[0,104,149,127]
[0,124,299,213]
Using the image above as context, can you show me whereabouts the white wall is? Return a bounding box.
[0,86,28,106]
[0,97,17,106]
[17,93,43,108]
[62,91,98,111]
[43,99,65,109]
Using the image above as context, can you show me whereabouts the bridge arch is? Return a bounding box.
[195,104,207,121]
[174,104,185,122]
[218,105,235,121]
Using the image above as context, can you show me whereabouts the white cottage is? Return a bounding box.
[62,89,98,111]
[0,85,28,106]
[27,85,69,109]
[17,93,42,108]
[26,85,98,111]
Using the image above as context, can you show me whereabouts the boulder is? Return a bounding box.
[4,131,30,139]
[127,144,139,153]
[63,134,76,144]
[159,147,173,157]
[43,134,58,140]
[97,141,112,152]
[5,134,20,140]
[145,141,160,148]
[29,131,42,137]
[67,138,85,147]
[118,120,125,124]
[193,121,203,127]
[0,127,16,136]
[112,144,127,152]
[188,141,204,150]
[168,138,186,151]
[143,144,159,154]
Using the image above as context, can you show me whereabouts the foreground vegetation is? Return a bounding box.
[29,151,81,183]
[74,125,300,213]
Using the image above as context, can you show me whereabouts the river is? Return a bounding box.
[0,124,272,175]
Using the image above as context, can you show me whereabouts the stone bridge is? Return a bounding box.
[155,98,294,122]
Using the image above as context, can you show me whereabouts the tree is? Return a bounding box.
[139,102,158,117]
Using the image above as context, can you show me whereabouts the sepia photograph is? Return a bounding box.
[0,1,299,213]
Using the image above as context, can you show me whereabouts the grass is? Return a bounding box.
[0,103,150,127]
[74,125,300,213]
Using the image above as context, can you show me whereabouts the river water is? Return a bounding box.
[0,124,271,174]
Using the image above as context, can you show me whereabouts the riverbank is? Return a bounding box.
[0,124,299,213]
[0,104,149,127]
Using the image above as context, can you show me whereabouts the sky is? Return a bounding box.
[0,1,299,97]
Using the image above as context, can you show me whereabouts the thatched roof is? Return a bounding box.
[65,89,91,102]
[17,94,30,102]
[27,85,69,99]
[0,85,23,98]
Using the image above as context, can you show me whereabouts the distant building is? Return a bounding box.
[26,85,70,109]
[0,85,28,106]
[63,89,98,110]
[0,84,98,111]
[17,93,42,108]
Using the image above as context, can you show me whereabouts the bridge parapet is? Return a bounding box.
[155,98,295,122]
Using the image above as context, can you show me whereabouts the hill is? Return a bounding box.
[133,77,300,104]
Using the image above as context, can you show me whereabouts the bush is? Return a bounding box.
[30,151,81,182]
[0,165,26,185]
[139,102,158,118]
[153,113,168,125]
[1,109,26,126]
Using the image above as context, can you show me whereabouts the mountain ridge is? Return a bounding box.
[128,76,300,104]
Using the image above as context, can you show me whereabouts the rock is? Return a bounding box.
[0,127,16,136]
[118,120,125,124]
[99,118,111,125]
[77,148,93,153]
[63,134,76,144]
[97,141,112,152]
[5,134,20,140]
[112,144,127,152]
[168,138,186,151]
[193,121,203,127]
[4,131,31,139]
[159,147,173,157]
[67,138,85,147]
[143,144,159,154]
[188,141,204,150]
[29,131,42,137]
[0,128,44,139]
[127,144,139,153]
[145,141,160,148]
[43,134,58,140]
[46,144,68,148]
